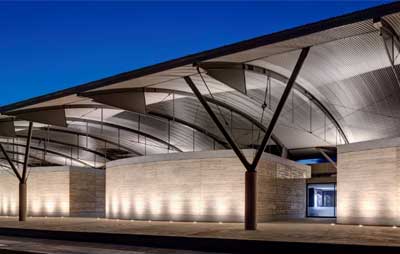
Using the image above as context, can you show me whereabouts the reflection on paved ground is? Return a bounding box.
[0,217,399,247]
[0,235,223,254]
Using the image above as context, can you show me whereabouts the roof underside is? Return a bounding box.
[1,3,400,171]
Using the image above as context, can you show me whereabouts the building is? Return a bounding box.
[0,2,400,229]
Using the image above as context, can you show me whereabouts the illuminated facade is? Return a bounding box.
[0,166,104,217]
[106,150,310,222]
[337,137,400,226]
[0,3,399,229]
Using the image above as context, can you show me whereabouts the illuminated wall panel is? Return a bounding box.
[106,150,310,222]
[337,137,400,226]
[0,166,104,217]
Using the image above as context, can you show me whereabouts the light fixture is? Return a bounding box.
[358,224,363,227]
[393,226,397,229]
[330,223,335,226]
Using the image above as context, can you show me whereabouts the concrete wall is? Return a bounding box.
[0,166,105,217]
[70,167,105,217]
[337,137,400,226]
[106,150,310,222]
[257,159,311,221]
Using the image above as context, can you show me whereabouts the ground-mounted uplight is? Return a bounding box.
[130,219,134,222]
[358,224,363,227]
[219,221,223,224]
[193,221,197,224]
[169,220,173,223]
[393,225,397,229]
[330,223,335,226]
[148,220,152,223]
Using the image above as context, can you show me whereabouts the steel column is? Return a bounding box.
[245,171,257,230]
[19,121,33,221]
[0,122,33,221]
[19,182,27,221]
[187,47,309,231]
[185,75,256,230]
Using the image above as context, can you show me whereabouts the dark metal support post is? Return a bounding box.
[187,47,309,231]
[245,171,257,230]
[245,48,308,229]
[250,47,309,171]
[186,76,255,230]
[0,122,33,221]
[19,182,27,221]
[19,121,33,221]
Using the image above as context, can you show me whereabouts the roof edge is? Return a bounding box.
[1,2,400,113]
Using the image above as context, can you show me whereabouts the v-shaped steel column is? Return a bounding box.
[0,121,33,221]
[186,47,310,230]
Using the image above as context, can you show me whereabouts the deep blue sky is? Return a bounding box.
[0,1,391,106]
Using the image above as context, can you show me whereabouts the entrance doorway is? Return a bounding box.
[307,183,336,217]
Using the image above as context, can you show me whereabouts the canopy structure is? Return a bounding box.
[1,2,400,170]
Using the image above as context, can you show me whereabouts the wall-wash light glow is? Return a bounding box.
[337,144,400,226]
[106,157,247,222]
[169,193,183,217]
[0,166,104,218]
[106,151,309,222]
[0,170,70,217]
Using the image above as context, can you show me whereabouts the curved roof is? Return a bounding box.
[1,2,400,170]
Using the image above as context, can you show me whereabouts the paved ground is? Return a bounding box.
[0,216,399,248]
[0,235,223,254]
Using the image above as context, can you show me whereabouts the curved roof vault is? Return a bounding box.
[1,2,400,168]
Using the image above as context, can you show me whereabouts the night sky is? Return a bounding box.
[0,1,391,106]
